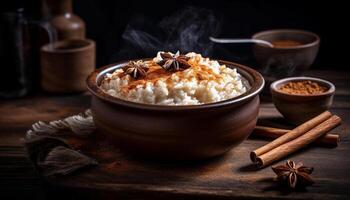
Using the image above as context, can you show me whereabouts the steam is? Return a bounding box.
[114,7,221,60]
[262,55,300,81]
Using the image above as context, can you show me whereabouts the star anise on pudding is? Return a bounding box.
[272,160,314,189]
[157,51,191,71]
[122,60,149,79]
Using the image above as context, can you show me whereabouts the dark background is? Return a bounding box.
[1,0,349,70]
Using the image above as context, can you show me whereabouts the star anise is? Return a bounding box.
[157,51,191,71]
[122,60,149,79]
[272,160,314,189]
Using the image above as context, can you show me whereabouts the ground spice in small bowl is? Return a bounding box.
[279,80,328,95]
[271,40,303,48]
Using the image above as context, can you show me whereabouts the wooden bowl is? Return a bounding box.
[271,77,335,125]
[86,60,264,160]
[41,39,95,93]
[253,29,320,82]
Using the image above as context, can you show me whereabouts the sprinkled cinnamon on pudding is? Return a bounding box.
[100,51,248,105]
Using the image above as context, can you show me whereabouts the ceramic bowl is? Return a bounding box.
[41,39,95,93]
[271,76,335,125]
[86,59,264,160]
[253,29,320,82]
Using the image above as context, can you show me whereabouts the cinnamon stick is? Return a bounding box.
[252,126,340,147]
[255,115,342,168]
[250,111,332,162]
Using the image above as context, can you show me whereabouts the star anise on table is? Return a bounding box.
[122,60,149,79]
[272,160,314,189]
[157,51,191,71]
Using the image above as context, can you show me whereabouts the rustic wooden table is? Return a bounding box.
[1,70,349,200]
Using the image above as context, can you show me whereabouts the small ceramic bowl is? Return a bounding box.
[87,59,264,160]
[41,39,95,93]
[252,29,320,82]
[270,77,335,125]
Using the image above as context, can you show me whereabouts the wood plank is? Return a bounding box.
[41,106,349,200]
[0,94,91,199]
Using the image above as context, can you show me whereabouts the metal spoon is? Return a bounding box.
[209,37,274,47]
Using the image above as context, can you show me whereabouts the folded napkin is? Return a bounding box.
[24,109,98,176]
[24,136,97,176]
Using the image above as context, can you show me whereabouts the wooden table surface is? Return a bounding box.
[1,70,350,200]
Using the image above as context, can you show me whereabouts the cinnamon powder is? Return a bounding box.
[271,40,303,48]
[279,80,328,95]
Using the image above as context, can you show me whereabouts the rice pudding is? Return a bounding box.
[100,51,248,105]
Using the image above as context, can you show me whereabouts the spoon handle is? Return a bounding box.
[209,37,274,47]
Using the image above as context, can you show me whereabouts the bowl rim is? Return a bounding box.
[252,29,320,49]
[270,76,335,97]
[41,39,95,53]
[86,59,265,111]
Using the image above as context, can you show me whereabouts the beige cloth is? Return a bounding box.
[26,109,96,139]
[24,109,98,176]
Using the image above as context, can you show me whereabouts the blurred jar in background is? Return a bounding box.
[0,7,56,98]
[45,0,85,40]
[0,9,32,98]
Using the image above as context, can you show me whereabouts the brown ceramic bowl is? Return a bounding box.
[271,77,335,125]
[86,59,264,160]
[41,39,95,93]
[253,29,320,82]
